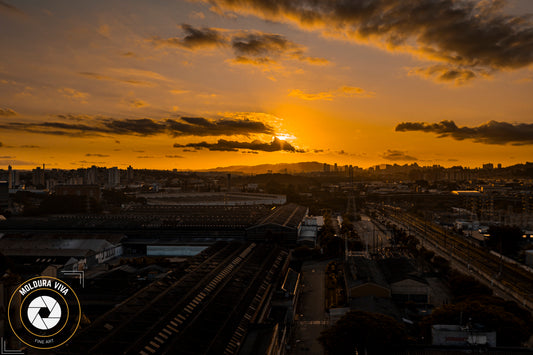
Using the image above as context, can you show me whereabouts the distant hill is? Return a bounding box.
[204,161,324,174]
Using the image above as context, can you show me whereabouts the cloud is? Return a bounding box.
[0,1,24,15]
[58,88,89,101]
[288,89,334,101]
[130,99,149,108]
[19,145,40,148]
[289,85,374,101]
[151,24,227,49]
[407,65,487,86]
[381,149,418,161]
[165,154,184,158]
[205,0,533,81]
[395,120,533,145]
[173,137,305,152]
[190,11,206,20]
[170,89,190,95]
[97,24,110,38]
[86,153,110,157]
[79,72,154,87]
[0,114,275,138]
[0,107,17,116]
[0,159,37,165]
[150,24,328,65]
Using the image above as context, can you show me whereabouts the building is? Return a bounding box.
[32,166,45,187]
[7,165,14,188]
[55,184,101,201]
[246,203,309,244]
[61,242,290,355]
[345,256,429,303]
[86,165,98,185]
[0,233,125,271]
[345,256,390,299]
[0,181,8,210]
[297,216,321,247]
[127,165,134,183]
[432,325,496,347]
[108,167,120,187]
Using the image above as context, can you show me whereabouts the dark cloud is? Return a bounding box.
[381,149,418,161]
[0,115,275,138]
[408,65,483,85]
[19,145,40,148]
[0,155,14,159]
[151,24,227,49]
[150,24,327,64]
[0,108,17,116]
[0,1,24,15]
[207,0,533,78]
[86,153,110,157]
[174,137,305,152]
[395,120,533,145]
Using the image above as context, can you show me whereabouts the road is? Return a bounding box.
[290,259,331,355]
[355,215,390,253]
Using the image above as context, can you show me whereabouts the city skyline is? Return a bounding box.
[2,0,533,170]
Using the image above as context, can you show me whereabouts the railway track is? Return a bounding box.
[378,208,533,311]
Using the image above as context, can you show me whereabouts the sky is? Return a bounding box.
[1,0,533,170]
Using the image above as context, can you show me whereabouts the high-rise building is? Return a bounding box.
[86,165,98,185]
[108,167,120,187]
[0,181,7,210]
[127,165,134,183]
[7,165,14,188]
[32,166,45,187]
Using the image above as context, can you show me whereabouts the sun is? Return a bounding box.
[275,133,296,141]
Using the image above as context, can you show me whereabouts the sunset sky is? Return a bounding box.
[1,0,533,170]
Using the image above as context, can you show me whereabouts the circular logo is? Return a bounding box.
[27,295,62,330]
[8,276,81,350]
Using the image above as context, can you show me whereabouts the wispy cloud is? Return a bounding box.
[86,153,110,157]
[173,137,305,152]
[58,88,89,102]
[289,85,375,101]
[396,120,533,145]
[0,107,17,116]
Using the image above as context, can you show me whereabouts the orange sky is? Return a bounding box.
[1,0,533,170]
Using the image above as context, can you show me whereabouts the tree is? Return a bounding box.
[447,271,492,301]
[319,310,408,354]
[486,225,523,256]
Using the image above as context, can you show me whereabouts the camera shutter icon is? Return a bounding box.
[27,296,62,330]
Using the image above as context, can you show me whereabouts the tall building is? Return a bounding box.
[0,181,7,210]
[127,165,134,183]
[7,165,14,188]
[32,166,45,187]
[108,167,120,187]
[86,165,98,185]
